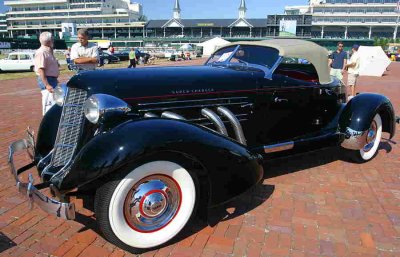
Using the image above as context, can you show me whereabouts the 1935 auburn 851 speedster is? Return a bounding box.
[9,39,398,252]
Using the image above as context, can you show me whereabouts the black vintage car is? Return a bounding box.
[9,39,398,252]
[113,50,130,61]
[99,52,120,65]
[114,50,152,64]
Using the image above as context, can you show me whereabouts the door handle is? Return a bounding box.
[274,97,288,103]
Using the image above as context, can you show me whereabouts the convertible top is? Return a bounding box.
[223,39,332,84]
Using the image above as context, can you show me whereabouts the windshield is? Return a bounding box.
[206,45,280,69]
[206,46,237,64]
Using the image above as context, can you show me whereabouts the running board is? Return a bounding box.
[263,141,294,153]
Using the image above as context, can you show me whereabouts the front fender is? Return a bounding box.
[339,93,396,149]
[57,119,264,206]
[35,105,62,160]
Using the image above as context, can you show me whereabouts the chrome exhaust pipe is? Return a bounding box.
[217,106,246,145]
[161,111,186,120]
[201,108,228,136]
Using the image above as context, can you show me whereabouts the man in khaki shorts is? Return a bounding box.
[345,44,361,100]
[328,42,347,81]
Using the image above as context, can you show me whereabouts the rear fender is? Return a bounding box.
[56,119,264,206]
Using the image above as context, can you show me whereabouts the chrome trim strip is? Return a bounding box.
[137,97,248,106]
[201,108,228,136]
[161,111,186,120]
[8,139,75,220]
[217,106,247,145]
[264,141,294,153]
[341,127,368,150]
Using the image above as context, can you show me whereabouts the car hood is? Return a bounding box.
[67,65,264,104]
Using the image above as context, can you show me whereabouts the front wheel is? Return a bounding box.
[345,113,382,163]
[103,59,109,65]
[95,161,197,252]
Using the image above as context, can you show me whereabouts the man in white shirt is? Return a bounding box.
[345,44,361,100]
[70,28,98,70]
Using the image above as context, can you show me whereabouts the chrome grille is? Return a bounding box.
[51,88,87,167]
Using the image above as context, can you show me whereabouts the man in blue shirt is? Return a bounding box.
[328,42,347,81]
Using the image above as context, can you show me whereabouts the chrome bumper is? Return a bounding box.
[8,132,75,220]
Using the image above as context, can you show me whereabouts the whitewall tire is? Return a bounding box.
[347,113,383,163]
[95,161,196,251]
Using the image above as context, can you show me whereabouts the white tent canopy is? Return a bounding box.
[358,46,391,77]
[179,43,193,50]
[198,37,230,56]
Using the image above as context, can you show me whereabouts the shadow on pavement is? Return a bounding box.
[167,183,275,248]
[0,232,16,253]
[263,147,341,178]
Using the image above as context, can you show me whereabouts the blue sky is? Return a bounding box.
[0,0,308,18]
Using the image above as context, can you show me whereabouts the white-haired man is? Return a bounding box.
[70,28,98,70]
[34,31,60,115]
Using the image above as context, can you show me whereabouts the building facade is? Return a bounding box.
[0,14,7,38]
[286,0,400,39]
[4,0,145,39]
[145,0,311,42]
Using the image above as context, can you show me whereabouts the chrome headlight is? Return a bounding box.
[53,85,66,106]
[83,94,130,124]
[83,96,100,124]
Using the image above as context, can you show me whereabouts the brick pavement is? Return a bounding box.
[0,61,399,257]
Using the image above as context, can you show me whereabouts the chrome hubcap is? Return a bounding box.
[123,175,181,232]
[141,190,167,218]
[363,120,377,152]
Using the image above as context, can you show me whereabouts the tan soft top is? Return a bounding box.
[224,39,331,84]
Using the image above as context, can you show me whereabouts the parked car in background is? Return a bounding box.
[99,52,120,65]
[114,51,151,64]
[113,50,130,61]
[0,52,35,72]
[9,39,399,253]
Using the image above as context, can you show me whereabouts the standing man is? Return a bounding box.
[345,44,361,100]
[70,28,99,70]
[128,48,136,68]
[328,42,347,81]
[64,47,71,64]
[135,48,141,64]
[34,31,60,115]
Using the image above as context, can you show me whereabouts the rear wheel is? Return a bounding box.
[30,66,34,72]
[103,59,109,65]
[95,161,197,252]
[346,113,382,163]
